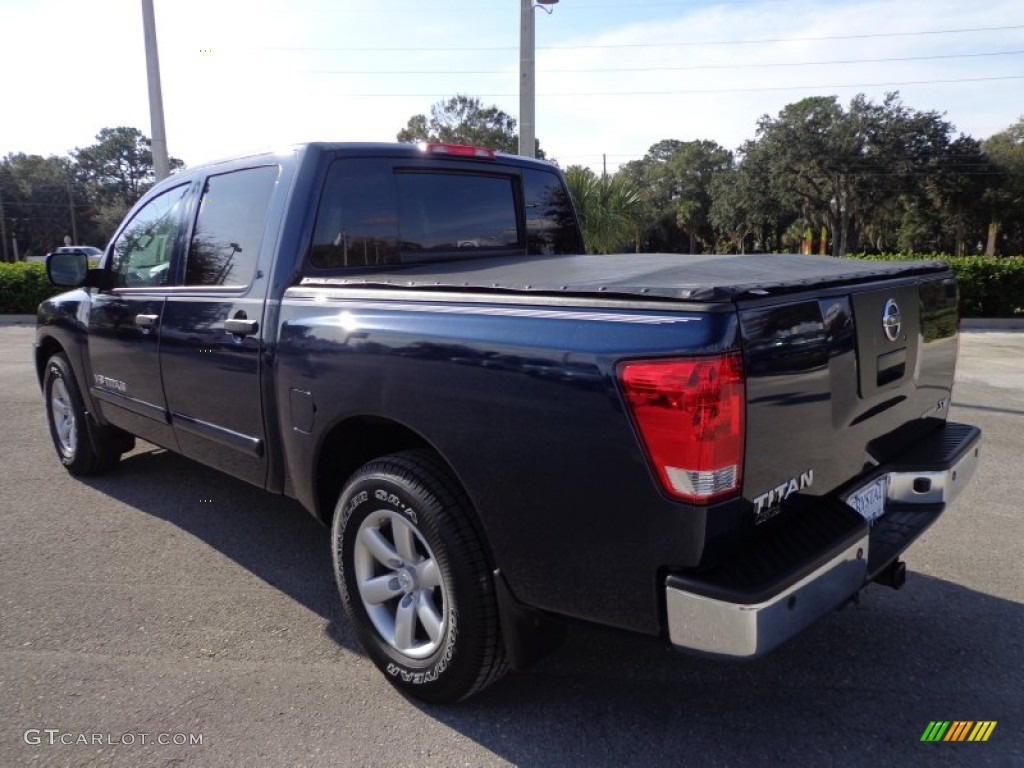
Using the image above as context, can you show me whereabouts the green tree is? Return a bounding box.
[73,126,183,205]
[0,127,187,260]
[0,153,88,259]
[563,166,644,254]
[847,94,976,255]
[743,96,857,256]
[737,92,980,256]
[923,136,994,256]
[620,139,732,253]
[71,126,184,246]
[666,140,733,253]
[709,154,784,253]
[983,117,1024,255]
[397,95,544,158]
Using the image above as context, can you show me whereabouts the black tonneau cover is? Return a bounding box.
[300,253,949,302]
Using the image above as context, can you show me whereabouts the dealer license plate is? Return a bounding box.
[845,475,888,525]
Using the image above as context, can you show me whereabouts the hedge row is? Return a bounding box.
[0,262,53,314]
[847,254,1024,318]
[3,254,1022,316]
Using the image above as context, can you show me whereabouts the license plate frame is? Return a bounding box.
[845,474,889,525]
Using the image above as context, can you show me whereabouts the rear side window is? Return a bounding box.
[186,166,278,286]
[310,158,400,268]
[310,158,527,269]
[523,168,584,255]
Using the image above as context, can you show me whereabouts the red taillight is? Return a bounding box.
[423,142,496,160]
[618,354,745,504]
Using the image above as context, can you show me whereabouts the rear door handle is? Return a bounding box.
[225,318,259,336]
[135,313,159,329]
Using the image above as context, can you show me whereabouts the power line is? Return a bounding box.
[295,0,792,10]
[296,74,1024,98]
[536,75,1024,97]
[304,49,1024,75]
[250,24,1024,52]
[540,24,1024,49]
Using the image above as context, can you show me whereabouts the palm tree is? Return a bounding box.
[564,166,645,254]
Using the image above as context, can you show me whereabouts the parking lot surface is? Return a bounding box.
[1,327,1021,767]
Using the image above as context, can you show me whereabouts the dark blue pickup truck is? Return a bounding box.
[36,142,981,702]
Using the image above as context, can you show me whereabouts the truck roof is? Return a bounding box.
[170,142,558,178]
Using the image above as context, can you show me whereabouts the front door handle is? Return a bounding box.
[225,318,259,336]
[135,313,159,329]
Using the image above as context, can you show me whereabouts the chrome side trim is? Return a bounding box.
[285,296,700,325]
[89,386,167,422]
[171,412,264,456]
[665,534,868,658]
[283,286,731,313]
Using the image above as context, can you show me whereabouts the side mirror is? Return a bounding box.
[47,251,88,287]
[46,252,113,289]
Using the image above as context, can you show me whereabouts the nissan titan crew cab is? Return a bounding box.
[36,142,981,703]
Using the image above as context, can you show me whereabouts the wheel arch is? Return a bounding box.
[314,415,459,526]
[35,334,65,389]
[36,332,105,424]
[313,415,563,674]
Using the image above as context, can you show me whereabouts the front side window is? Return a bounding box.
[186,166,278,286]
[110,184,189,287]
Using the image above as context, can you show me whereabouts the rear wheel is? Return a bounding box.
[44,353,131,475]
[332,450,507,703]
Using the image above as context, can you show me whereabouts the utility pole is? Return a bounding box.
[518,0,558,158]
[141,0,170,181]
[66,175,78,245]
[10,219,19,261]
[0,192,9,262]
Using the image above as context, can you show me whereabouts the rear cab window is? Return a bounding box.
[309,155,581,270]
[397,172,519,257]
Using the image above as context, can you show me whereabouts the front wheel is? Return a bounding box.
[43,353,130,475]
[332,450,507,703]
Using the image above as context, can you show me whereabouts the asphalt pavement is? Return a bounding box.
[1,326,1021,767]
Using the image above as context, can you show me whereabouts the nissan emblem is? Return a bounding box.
[882,299,902,341]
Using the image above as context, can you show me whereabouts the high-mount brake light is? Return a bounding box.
[618,353,745,504]
[423,142,497,160]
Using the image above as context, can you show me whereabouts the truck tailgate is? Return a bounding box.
[737,269,961,528]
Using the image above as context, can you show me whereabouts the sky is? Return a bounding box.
[2,0,1022,173]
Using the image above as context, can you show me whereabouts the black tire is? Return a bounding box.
[332,449,507,703]
[43,353,130,475]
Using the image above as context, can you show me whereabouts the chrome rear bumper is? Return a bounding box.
[666,532,868,657]
[665,422,981,658]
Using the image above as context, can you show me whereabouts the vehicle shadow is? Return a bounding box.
[82,445,1021,767]
[79,444,360,653]
[430,579,1023,767]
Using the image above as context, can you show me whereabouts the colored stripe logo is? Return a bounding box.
[921,721,997,742]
